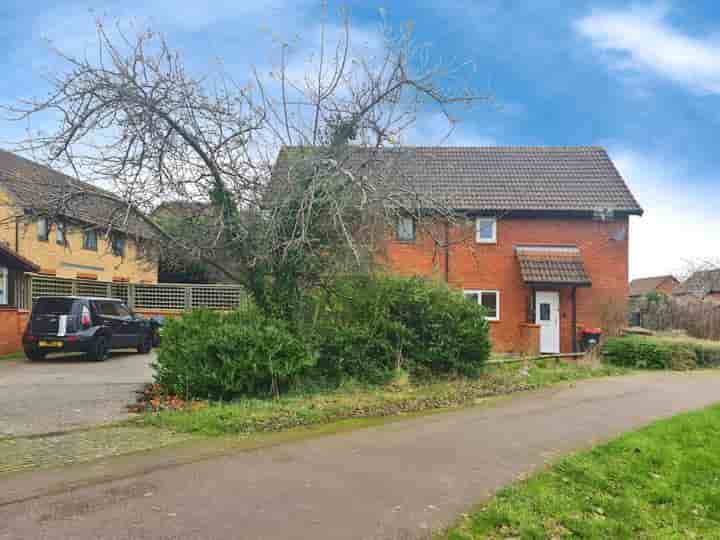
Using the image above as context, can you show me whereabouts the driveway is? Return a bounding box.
[2,371,720,540]
[0,351,155,437]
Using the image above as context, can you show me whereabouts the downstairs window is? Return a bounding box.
[464,290,500,321]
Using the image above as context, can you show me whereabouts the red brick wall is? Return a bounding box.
[382,215,630,353]
[0,309,29,355]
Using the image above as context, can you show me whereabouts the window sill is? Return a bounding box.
[476,240,497,245]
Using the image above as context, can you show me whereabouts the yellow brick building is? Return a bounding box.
[0,150,158,283]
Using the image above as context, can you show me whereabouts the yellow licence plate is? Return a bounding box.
[39,340,63,348]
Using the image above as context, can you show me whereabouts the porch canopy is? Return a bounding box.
[515,245,591,288]
[516,245,591,352]
[0,243,38,272]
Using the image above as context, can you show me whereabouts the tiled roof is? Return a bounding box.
[674,269,720,296]
[272,145,643,214]
[0,149,155,239]
[629,275,677,297]
[515,245,591,286]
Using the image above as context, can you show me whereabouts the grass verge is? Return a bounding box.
[441,402,720,539]
[138,362,628,436]
[0,351,25,362]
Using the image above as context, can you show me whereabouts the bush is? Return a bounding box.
[154,307,316,400]
[313,275,491,382]
[156,274,492,399]
[603,335,720,370]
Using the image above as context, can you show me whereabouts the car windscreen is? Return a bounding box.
[33,298,77,315]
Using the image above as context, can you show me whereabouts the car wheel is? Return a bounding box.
[24,348,46,362]
[137,333,153,354]
[89,337,109,362]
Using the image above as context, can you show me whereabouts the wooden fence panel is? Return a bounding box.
[24,274,246,312]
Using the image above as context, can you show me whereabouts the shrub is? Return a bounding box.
[602,335,720,370]
[313,274,491,382]
[156,274,492,399]
[154,307,316,400]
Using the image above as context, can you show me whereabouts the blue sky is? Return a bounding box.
[0,0,718,278]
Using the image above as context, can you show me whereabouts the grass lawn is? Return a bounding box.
[442,403,720,539]
[138,362,629,436]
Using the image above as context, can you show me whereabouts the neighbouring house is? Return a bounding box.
[274,145,643,354]
[0,149,158,284]
[0,242,38,354]
[630,275,679,299]
[628,275,680,325]
[674,269,720,305]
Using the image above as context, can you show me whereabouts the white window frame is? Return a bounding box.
[464,289,500,321]
[0,266,8,305]
[475,217,497,244]
[396,215,416,242]
[83,229,98,251]
[111,234,126,257]
[56,221,66,245]
[37,217,49,241]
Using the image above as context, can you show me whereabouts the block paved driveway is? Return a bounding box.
[0,351,155,437]
[2,371,720,540]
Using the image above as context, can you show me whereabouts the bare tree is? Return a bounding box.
[5,10,488,316]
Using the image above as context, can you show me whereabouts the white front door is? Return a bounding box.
[536,291,560,354]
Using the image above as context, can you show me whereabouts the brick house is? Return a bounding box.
[0,149,158,283]
[630,275,679,299]
[0,242,38,354]
[275,145,643,354]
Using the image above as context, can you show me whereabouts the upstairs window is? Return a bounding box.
[37,217,49,241]
[396,215,416,242]
[476,217,497,244]
[56,222,66,245]
[83,229,98,251]
[111,235,126,257]
[464,290,500,321]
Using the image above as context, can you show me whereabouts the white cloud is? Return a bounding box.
[401,112,497,146]
[574,3,720,94]
[608,147,720,279]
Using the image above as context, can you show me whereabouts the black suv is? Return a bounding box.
[22,296,156,361]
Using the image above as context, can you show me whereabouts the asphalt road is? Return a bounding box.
[0,350,155,437]
[2,371,720,539]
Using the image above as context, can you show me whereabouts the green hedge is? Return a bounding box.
[154,306,316,400]
[313,275,491,383]
[604,335,720,370]
[154,274,492,399]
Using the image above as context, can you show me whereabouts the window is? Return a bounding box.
[475,217,497,244]
[111,235,126,257]
[136,240,146,259]
[95,300,120,317]
[115,303,132,318]
[464,289,500,321]
[37,217,49,241]
[0,266,7,305]
[396,215,416,242]
[539,302,551,322]
[56,222,66,245]
[83,229,98,251]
